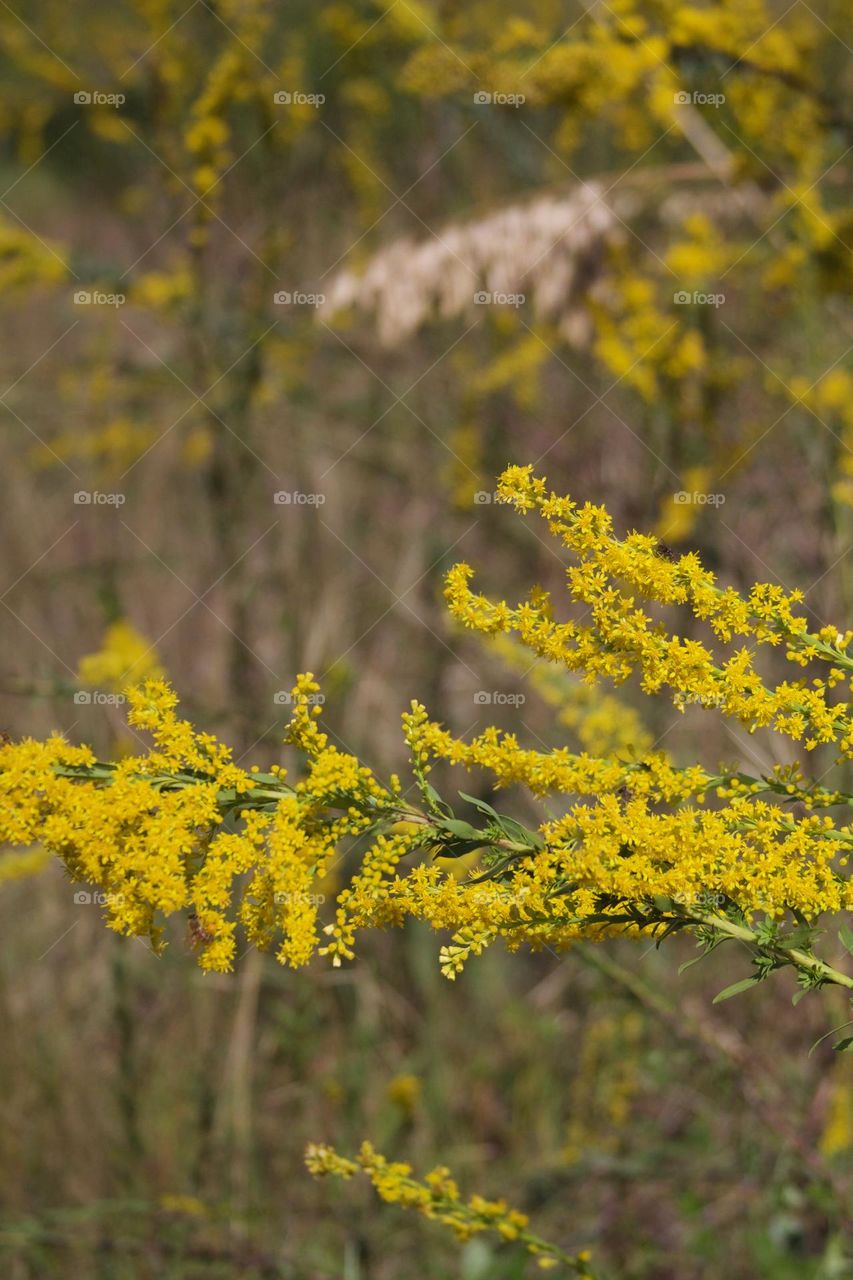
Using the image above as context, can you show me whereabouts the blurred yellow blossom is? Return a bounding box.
[77,620,165,692]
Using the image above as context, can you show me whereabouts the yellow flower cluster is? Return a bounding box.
[0,218,67,291]
[403,0,834,175]
[41,419,162,476]
[77,620,164,691]
[591,265,705,402]
[393,0,847,532]
[0,473,851,999]
[305,1141,594,1274]
[0,678,391,971]
[446,465,853,754]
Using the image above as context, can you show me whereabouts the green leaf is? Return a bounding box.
[493,815,544,850]
[712,976,761,1003]
[458,792,543,849]
[439,819,481,840]
[808,1018,853,1057]
[458,792,501,821]
[838,925,853,956]
[656,918,690,946]
[424,782,453,817]
[833,1037,853,1052]
[784,925,818,949]
[250,770,282,786]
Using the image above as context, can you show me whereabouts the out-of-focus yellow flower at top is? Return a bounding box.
[0,847,51,886]
[0,219,67,291]
[382,0,436,42]
[180,425,214,467]
[386,1072,422,1113]
[131,267,194,313]
[77,621,164,693]
[35,418,160,474]
[665,214,729,282]
[339,78,392,116]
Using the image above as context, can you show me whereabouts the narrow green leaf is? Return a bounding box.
[424,783,452,816]
[439,819,481,840]
[458,792,501,820]
[431,838,484,859]
[712,976,761,1003]
[653,895,677,913]
[808,1018,853,1057]
[838,925,853,956]
[494,815,544,849]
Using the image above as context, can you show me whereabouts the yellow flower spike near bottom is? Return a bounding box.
[305,1142,596,1276]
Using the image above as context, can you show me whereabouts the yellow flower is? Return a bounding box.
[386,1073,422,1113]
[305,1142,590,1272]
[78,620,164,692]
[2,470,851,1002]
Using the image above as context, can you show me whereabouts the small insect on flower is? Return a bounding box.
[187,913,215,949]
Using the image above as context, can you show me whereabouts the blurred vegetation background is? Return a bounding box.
[0,0,851,1275]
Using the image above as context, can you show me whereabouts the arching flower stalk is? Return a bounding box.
[306,1141,596,1275]
[0,467,851,1039]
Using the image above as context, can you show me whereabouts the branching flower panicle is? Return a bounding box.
[0,473,850,1025]
[305,1141,595,1274]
